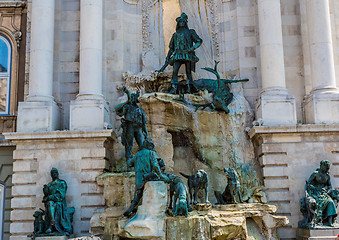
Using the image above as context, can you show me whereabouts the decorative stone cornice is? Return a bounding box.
[249,124,339,139]
[3,129,116,141]
[0,1,26,8]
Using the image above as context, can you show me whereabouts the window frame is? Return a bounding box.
[0,34,12,115]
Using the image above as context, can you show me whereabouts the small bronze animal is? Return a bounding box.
[172,178,191,216]
[180,169,209,204]
[215,168,243,204]
[33,209,45,234]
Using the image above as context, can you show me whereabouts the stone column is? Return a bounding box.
[70,0,110,130]
[256,0,297,126]
[17,0,60,132]
[304,0,339,124]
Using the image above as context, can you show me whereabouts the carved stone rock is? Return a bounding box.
[123,181,168,239]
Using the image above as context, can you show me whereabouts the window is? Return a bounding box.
[0,34,12,115]
[0,182,5,240]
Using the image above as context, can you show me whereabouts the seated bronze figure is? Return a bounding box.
[29,168,74,237]
[299,160,338,228]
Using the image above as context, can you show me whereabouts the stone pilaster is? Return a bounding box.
[303,0,339,124]
[256,0,297,126]
[70,0,110,130]
[4,130,114,239]
[17,0,60,132]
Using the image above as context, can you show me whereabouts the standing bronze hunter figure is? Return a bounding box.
[158,13,202,94]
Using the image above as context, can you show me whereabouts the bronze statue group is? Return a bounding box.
[29,12,338,238]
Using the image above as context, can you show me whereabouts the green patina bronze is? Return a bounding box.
[123,138,169,217]
[115,87,148,166]
[157,12,202,94]
[175,61,249,113]
[299,160,339,229]
[29,168,74,238]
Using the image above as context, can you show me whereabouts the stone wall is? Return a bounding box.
[250,125,339,239]
[217,0,259,110]
[23,0,81,130]
[22,0,339,127]
[331,0,339,89]
[0,146,15,240]
[281,0,304,122]
[54,0,80,129]
[4,130,114,240]
[102,0,143,125]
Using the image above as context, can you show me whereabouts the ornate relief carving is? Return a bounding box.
[141,0,221,59]
[206,0,220,60]
[141,0,159,53]
[0,2,25,48]
[13,30,21,47]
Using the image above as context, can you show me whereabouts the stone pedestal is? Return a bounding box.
[70,99,110,130]
[256,90,297,126]
[297,228,339,240]
[304,92,339,124]
[123,181,168,239]
[17,100,60,132]
[4,130,114,240]
[249,125,339,239]
[26,236,68,240]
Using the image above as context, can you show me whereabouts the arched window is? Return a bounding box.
[0,182,5,239]
[0,34,12,115]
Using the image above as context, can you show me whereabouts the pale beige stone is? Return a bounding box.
[123,181,168,239]
[4,130,114,238]
[297,228,339,240]
[250,125,339,239]
[26,237,68,240]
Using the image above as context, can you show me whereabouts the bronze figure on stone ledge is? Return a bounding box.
[157,12,202,94]
[29,168,74,238]
[115,87,148,167]
[299,160,339,229]
[123,138,169,217]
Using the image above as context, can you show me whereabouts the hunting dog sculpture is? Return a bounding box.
[180,169,209,204]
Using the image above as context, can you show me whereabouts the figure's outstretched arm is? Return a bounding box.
[115,87,131,116]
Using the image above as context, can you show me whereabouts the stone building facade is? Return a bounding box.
[0,0,339,239]
[0,0,26,239]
